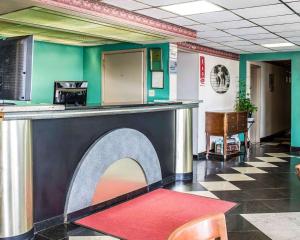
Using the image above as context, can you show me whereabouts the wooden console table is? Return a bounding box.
[205,111,248,160]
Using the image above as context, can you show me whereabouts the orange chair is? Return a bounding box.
[168,213,228,240]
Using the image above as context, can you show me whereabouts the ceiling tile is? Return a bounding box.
[135,8,176,18]
[225,27,269,36]
[212,46,239,52]
[102,0,148,10]
[200,42,226,48]
[278,31,300,37]
[232,4,293,19]
[251,14,300,26]
[274,46,300,51]
[187,24,216,31]
[197,30,232,38]
[193,38,211,44]
[251,38,289,44]
[135,0,192,7]
[223,40,254,46]
[264,22,300,32]
[204,35,242,42]
[188,11,241,23]
[230,49,252,54]
[236,45,272,52]
[163,16,197,26]
[287,1,300,12]
[241,33,279,40]
[208,20,256,30]
[209,0,280,10]
[286,36,300,42]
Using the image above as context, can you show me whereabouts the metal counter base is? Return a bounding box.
[0,230,34,240]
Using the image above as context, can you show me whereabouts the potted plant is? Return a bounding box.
[235,93,257,118]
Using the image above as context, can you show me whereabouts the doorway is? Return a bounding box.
[249,60,291,144]
[250,64,261,143]
[102,49,146,104]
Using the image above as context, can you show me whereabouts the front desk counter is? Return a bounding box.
[0,101,200,240]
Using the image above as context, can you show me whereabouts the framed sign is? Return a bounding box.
[151,71,164,89]
[150,48,163,71]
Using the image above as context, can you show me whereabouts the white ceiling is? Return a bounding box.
[102,0,300,54]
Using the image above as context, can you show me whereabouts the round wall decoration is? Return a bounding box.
[210,65,230,94]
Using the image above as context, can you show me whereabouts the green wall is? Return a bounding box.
[32,41,84,103]
[31,41,170,104]
[83,42,170,103]
[240,52,300,148]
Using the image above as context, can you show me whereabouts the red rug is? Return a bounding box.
[76,189,236,240]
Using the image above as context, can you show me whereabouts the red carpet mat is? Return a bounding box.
[75,189,236,240]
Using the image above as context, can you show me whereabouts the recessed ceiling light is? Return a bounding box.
[262,42,295,48]
[161,1,223,16]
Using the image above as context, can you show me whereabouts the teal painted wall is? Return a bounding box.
[83,42,170,104]
[240,52,300,147]
[30,41,169,104]
[32,41,84,103]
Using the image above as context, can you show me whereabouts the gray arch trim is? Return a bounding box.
[65,128,162,214]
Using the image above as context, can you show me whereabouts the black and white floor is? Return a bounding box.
[36,137,300,240]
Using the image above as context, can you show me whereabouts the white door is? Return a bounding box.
[103,50,145,104]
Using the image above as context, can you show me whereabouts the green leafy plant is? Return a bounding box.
[235,94,258,117]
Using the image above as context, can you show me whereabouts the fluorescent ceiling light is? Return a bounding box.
[161,1,223,16]
[262,42,295,48]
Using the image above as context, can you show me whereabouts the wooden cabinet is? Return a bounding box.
[205,111,248,160]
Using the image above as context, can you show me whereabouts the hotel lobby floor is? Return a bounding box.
[35,139,300,240]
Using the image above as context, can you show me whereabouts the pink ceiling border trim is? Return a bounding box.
[177,42,240,61]
[31,0,197,40]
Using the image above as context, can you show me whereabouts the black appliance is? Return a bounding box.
[53,81,88,106]
[0,35,33,101]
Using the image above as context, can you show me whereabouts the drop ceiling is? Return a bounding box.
[0,0,195,46]
[103,0,300,53]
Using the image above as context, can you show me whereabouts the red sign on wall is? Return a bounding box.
[200,56,205,86]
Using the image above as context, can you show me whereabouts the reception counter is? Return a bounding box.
[0,101,199,240]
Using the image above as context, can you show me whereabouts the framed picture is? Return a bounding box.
[150,48,163,71]
[210,65,230,94]
[151,71,164,89]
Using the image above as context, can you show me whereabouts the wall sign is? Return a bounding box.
[210,65,230,94]
[199,56,205,86]
[151,71,164,89]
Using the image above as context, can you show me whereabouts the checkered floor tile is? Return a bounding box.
[265,153,292,158]
[199,181,240,191]
[246,162,278,168]
[217,173,255,181]
[256,156,287,162]
[232,167,267,174]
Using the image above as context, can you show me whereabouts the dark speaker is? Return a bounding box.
[0,35,33,101]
